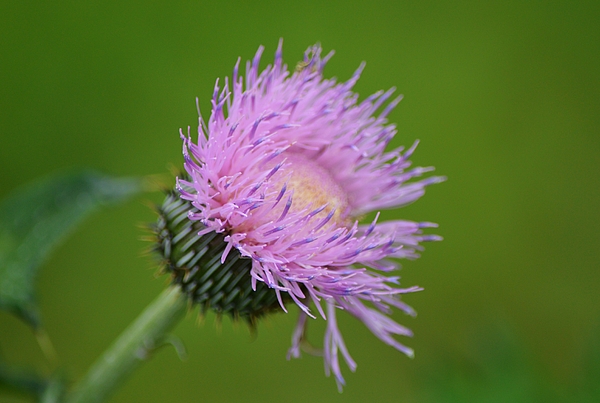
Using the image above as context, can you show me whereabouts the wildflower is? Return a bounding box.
[170,41,444,389]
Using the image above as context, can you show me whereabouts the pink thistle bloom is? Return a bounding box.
[178,40,444,390]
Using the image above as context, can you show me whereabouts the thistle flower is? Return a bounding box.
[163,40,444,390]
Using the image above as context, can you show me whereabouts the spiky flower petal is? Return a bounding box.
[177,40,444,389]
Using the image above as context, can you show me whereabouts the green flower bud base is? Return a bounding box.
[153,187,288,325]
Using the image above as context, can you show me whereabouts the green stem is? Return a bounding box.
[65,285,188,403]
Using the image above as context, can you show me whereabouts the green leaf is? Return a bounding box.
[0,358,46,396]
[0,170,142,328]
[0,358,66,402]
[40,375,66,403]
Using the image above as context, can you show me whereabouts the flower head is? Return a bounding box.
[176,41,444,389]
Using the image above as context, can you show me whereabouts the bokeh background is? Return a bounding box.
[1,1,599,402]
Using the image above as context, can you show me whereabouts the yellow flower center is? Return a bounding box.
[269,153,350,226]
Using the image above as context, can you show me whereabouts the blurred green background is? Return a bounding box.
[1,1,599,402]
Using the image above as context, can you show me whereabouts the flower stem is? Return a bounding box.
[65,285,188,403]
